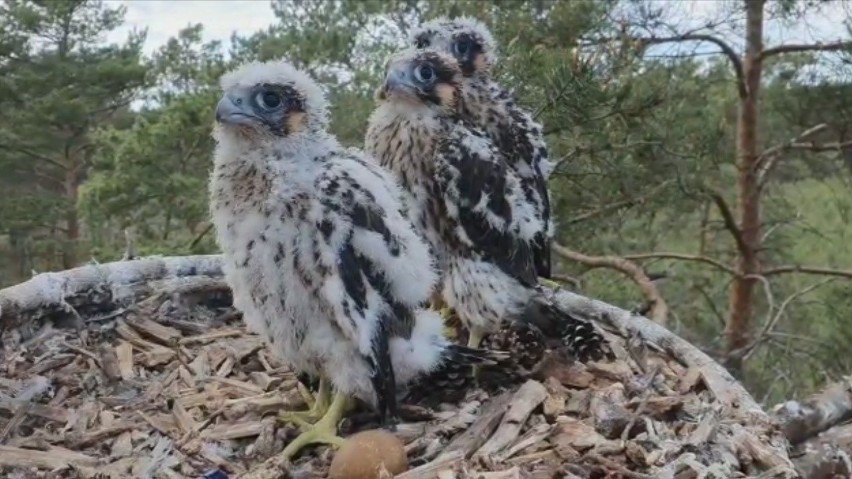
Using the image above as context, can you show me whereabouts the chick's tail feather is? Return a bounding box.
[402,344,516,406]
[521,296,608,362]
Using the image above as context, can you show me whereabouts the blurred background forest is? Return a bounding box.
[0,0,850,405]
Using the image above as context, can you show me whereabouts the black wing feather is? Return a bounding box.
[531,162,552,279]
[490,86,553,280]
[321,193,409,426]
[439,132,538,288]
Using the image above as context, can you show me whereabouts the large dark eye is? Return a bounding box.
[414,63,435,84]
[415,37,430,48]
[256,90,282,110]
[453,38,472,57]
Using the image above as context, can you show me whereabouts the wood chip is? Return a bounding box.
[98,344,122,381]
[437,391,512,462]
[476,380,547,458]
[0,445,98,469]
[115,341,135,379]
[0,259,800,478]
[110,431,133,458]
[179,329,243,345]
[127,316,182,344]
[172,401,198,434]
[204,420,264,440]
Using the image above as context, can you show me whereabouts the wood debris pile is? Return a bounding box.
[0,256,801,478]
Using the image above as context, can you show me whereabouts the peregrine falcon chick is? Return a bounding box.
[210,58,503,458]
[365,48,606,364]
[410,16,554,280]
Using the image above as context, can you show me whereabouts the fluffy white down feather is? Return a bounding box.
[366,82,543,339]
[209,60,454,406]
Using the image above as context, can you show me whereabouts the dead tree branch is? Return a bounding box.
[761,39,852,59]
[757,124,829,186]
[622,252,738,277]
[549,289,796,473]
[701,186,750,258]
[638,35,745,98]
[762,265,852,279]
[791,425,852,479]
[0,255,225,332]
[552,244,669,324]
[773,376,852,445]
[738,278,834,363]
[564,180,672,225]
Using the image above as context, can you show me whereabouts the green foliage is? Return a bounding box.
[80,25,226,257]
[0,0,147,270]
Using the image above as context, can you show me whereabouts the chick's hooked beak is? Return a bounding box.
[215,93,257,126]
[383,61,418,97]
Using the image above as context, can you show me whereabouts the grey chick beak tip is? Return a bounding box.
[215,95,254,126]
[384,65,416,94]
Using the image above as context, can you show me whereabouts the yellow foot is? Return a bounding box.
[279,377,331,429]
[297,380,316,409]
[282,391,351,460]
[467,327,484,384]
[538,277,562,290]
[440,307,459,339]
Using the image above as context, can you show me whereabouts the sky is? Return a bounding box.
[104,0,851,58]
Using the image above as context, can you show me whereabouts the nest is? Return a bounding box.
[0,256,802,478]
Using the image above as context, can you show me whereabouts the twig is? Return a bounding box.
[756,123,828,187]
[553,244,669,324]
[762,265,852,279]
[564,180,672,225]
[761,39,852,59]
[394,451,464,479]
[549,274,582,290]
[475,380,547,459]
[741,278,835,363]
[585,452,654,479]
[188,222,214,250]
[773,376,852,445]
[587,33,745,99]
[121,227,137,261]
[623,252,738,276]
[435,392,513,462]
[700,186,749,258]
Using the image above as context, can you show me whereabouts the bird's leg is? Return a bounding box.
[538,277,562,290]
[296,380,316,410]
[431,290,457,339]
[279,377,332,427]
[440,307,456,340]
[466,326,485,350]
[467,326,485,382]
[281,391,351,460]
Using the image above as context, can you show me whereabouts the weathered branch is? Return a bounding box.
[772,376,852,445]
[188,222,214,250]
[701,186,750,258]
[761,40,852,59]
[792,425,852,479]
[0,144,66,171]
[0,255,224,332]
[622,252,738,276]
[549,289,796,474]
[786,140,852,153]
[564,180,672,225]
[634,34,746,99]
[738,278,833,364]
[550,273,582,290]
[757,124,829,186]
[553,244,669,324]
[762,265,852,279]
